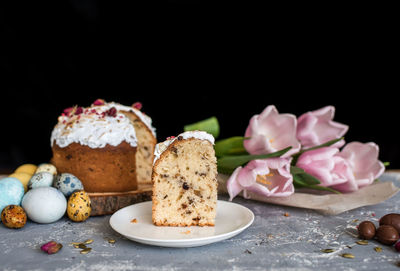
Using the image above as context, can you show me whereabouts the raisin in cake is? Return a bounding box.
[51,99,156,193]
[152,131,217,226]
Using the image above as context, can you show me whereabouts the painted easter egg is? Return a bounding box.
[8,172,31,192]
[14,164,37,175]
[21,187,67,224]
[1,205,27,229]
[0,177,25,214]
[54,173,84,197]
[67,190,91,222]
[28,172,54,190]
[35,163,57,176]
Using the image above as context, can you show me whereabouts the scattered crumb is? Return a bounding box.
[244,249,252,254]
[283,212,290,217]
[181,230,191,234]
[131,218,138,223]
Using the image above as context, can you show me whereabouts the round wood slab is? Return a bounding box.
[88,184,152,216]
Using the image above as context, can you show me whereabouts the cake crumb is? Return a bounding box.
[131,218,138,223]
[283,212,290,217]
[181,230,191,234]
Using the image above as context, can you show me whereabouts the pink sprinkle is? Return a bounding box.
[63,107,74,116]
[75,107,83,115]
[93,99,105,106]
[105,107,117,117]
[132,102,142,110]
[372,213,376,217]
[167,136,176,140]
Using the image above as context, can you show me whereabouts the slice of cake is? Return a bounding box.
[50,100,156,193]
[152,131,217,226]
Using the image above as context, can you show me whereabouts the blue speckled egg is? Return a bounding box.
[21,187,67,224]
[54,173,84,197]
[28,172,54,189]
[0,177,25,213]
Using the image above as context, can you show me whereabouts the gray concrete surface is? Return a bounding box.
[2,173,400,271]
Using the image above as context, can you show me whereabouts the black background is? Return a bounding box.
[1,2,398,172]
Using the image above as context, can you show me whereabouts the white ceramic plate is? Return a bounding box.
[109,200,254,248]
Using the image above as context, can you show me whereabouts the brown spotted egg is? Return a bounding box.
[1,205,27,229]
[67,190,91,222]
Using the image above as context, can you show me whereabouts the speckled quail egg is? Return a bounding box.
[67,190,91,222]
[54,173,84,197]
[35,163,57,176]
[28,172,54,189]
[1,205,27,229]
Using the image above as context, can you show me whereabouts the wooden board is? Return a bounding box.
[88,184,152,216]
[0,174,152,216]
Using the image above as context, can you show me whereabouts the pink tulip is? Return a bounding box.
[296,147,354,187]
[297,106,348,149]
[244,105,301,158]
[226,158,294,201]
[331,142,385,192]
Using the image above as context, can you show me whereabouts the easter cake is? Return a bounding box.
[51,100,156,193]
[152,131,217,226]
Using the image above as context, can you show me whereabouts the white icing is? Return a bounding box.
[153,131,215,164]
[108,102,156,137]
[51,102,156,149]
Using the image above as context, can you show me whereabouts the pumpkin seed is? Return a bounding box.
[70,242,82,246]
[80,248,92,254]
[356,240,368,245]
[340,253,355,259]
[74,244,87,249]
[374,246,382,252]
[321,249,335,253]
[83,239,94,244]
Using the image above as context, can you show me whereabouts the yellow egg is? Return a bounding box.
[14,164,37,175]
[8,172,31,192]
[67,190,91,222]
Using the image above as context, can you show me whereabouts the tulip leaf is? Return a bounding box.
[215,136,248,157]
[290,166,306,175]
[292,171,320,185]
[293,178,341,194]
[217,146,292,174]
[184,116,220,139]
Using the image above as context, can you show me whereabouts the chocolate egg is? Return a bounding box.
[358,221,376,240]
[376,225,399,245]
[379,213,400,233]
[1,205,27,229]
[67,190,91,222]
